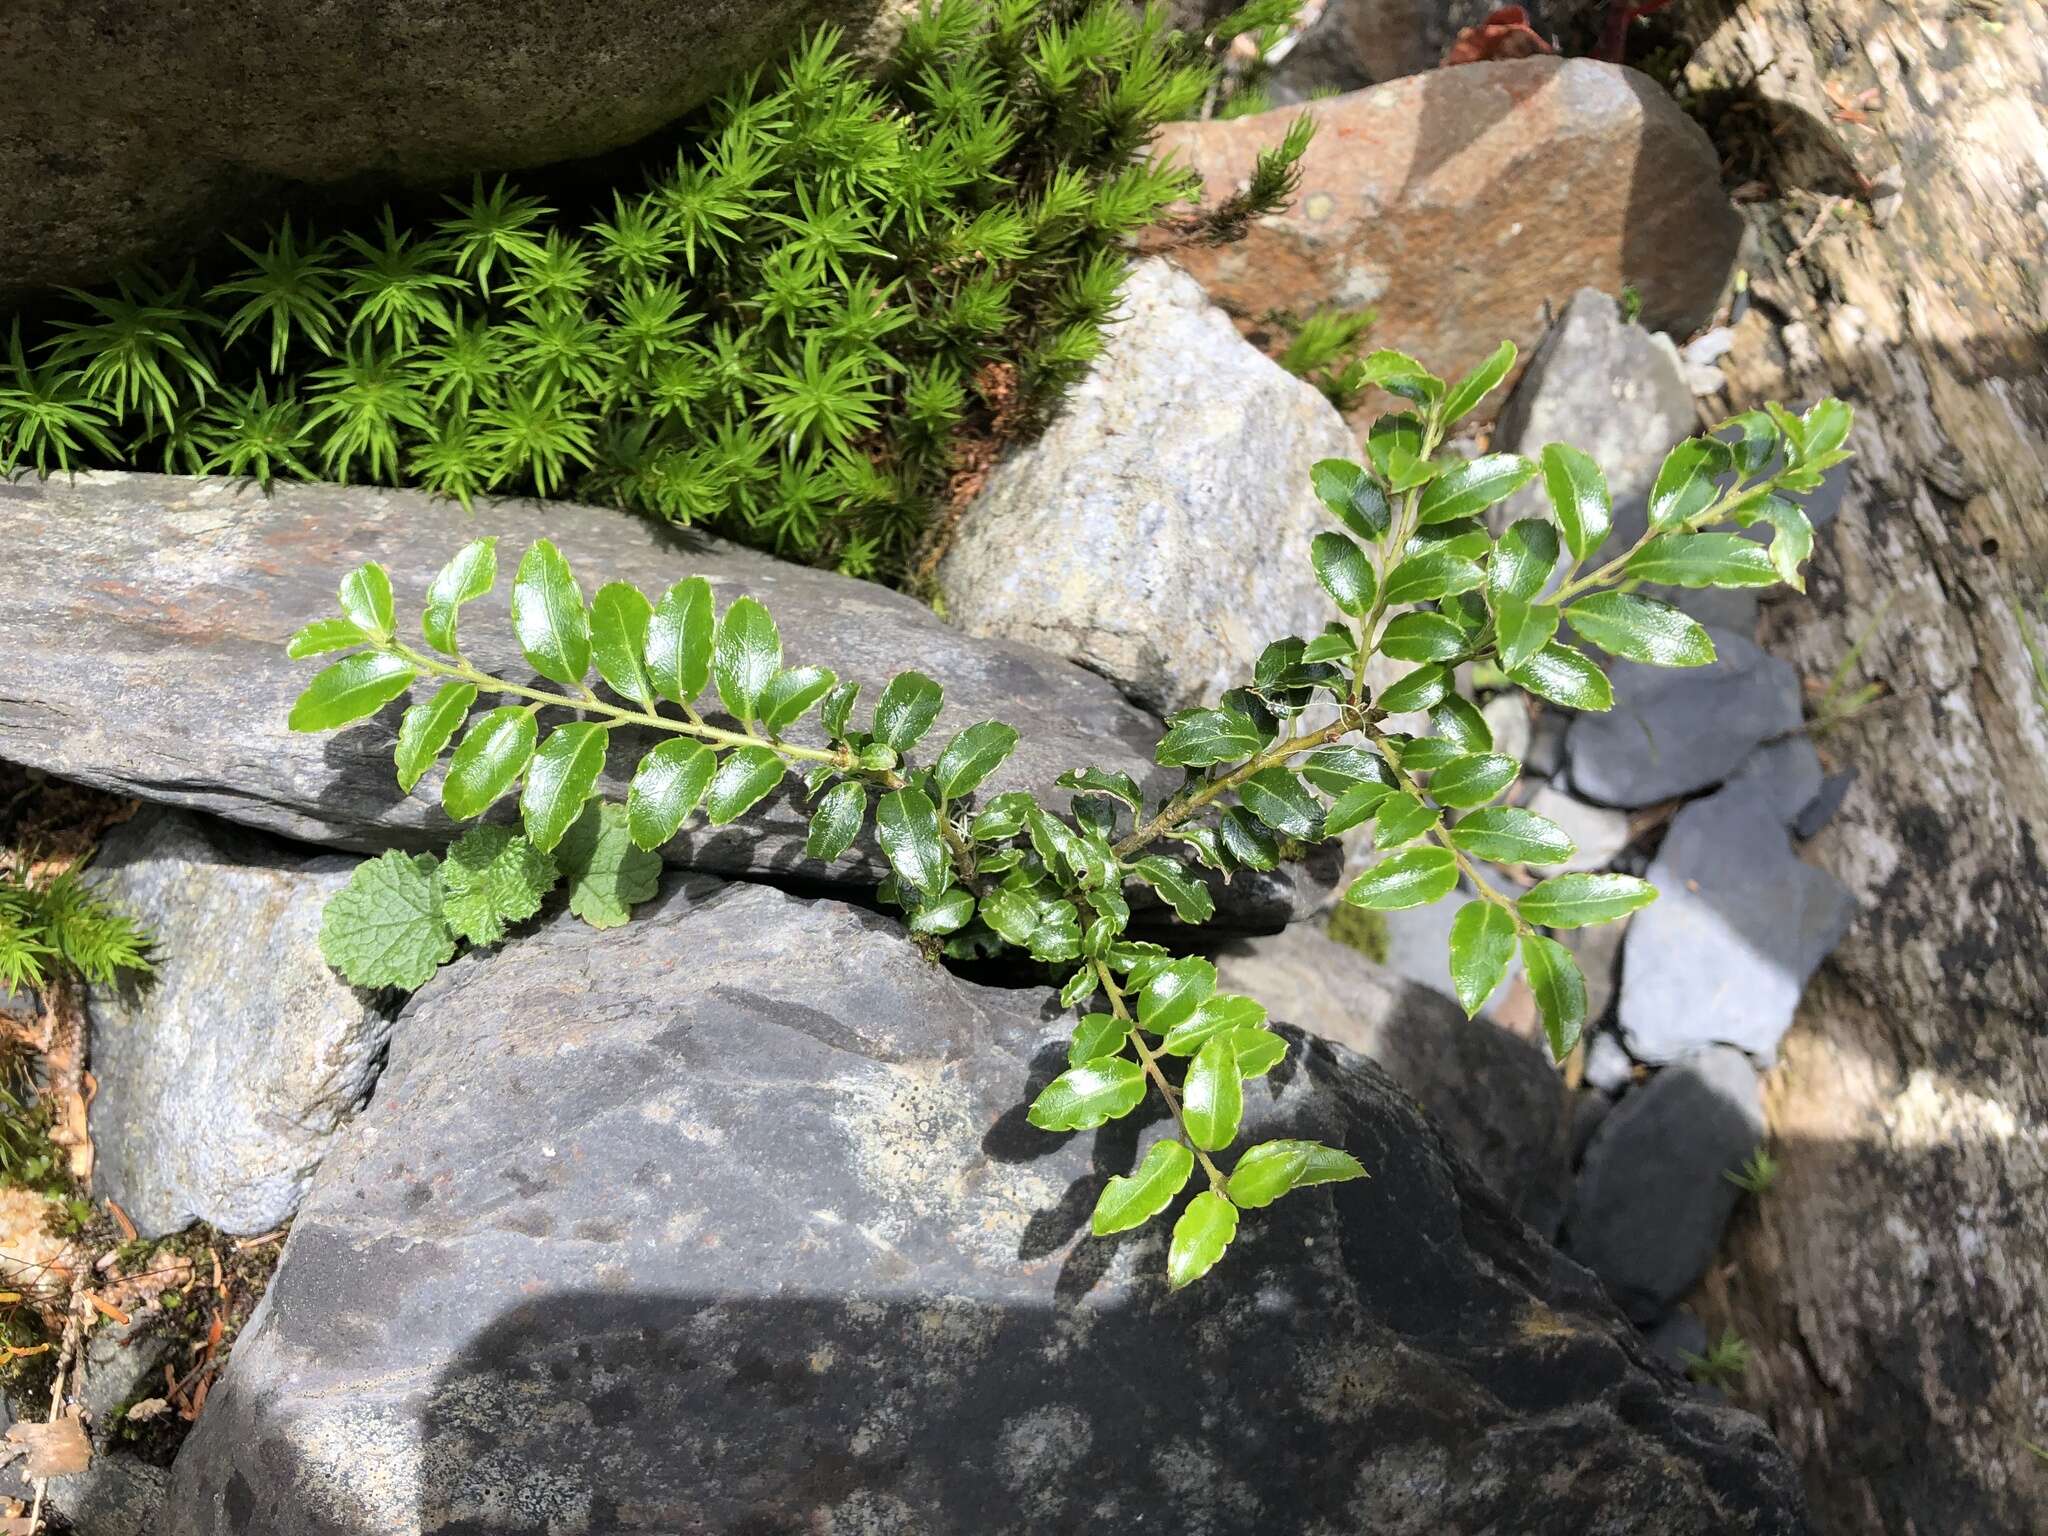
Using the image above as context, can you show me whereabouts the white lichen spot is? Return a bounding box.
[998,1405,1094,1492]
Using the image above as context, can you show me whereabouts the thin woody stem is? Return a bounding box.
[1094,959,1228,1193]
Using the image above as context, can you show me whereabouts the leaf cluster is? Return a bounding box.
[0,864,154,995]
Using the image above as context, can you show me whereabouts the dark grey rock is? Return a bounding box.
[1618,783,1855,1065]
[937,260,1358,715]
[1213,922,1571,1236]
[1565,626,1804,808]
[45,1457,172,1536]
[1649,1308,1711,1374]
[1525,706,1570,779]
[169,878,1807,1534]
[79,1317,172,1440]
[1794,767,1856,840]
[1562,910,1629,1029]
[1565,1046,1765,1323]
[1571,1090,1612,1164]
[86,809,383,1237]
[0,472,1323,932]
[1729,735,1824,829]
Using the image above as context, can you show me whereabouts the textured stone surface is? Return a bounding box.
[1728,735,1824,829]
[1170,0,1508,97]
[1618,782,1854,1066]
[1212,922,1570,1235]
[938,260,1357,715]
[1566,627,1804,807]
[1526,783,1629,873]
[0,0,898,288]
[169,878,1806,1534]
[1565,1046,1765,1323]
[0,472,1324,931]
[86,809,382,1237]
[1153,60,1740,420]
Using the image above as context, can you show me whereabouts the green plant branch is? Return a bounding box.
[1093,958,1227,1193]
[1367,724,1529,931]
[1111,712,1359,859]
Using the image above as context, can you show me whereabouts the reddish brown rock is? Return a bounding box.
[1154,57,1740,420]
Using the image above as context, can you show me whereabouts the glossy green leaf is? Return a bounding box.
[1376,664,1450,715]
[1648,438,1730,531]
[1183,1035,1243,1152]
[1506,642,1613,712]
[1346,846,1458,909]
[1728,495,1815,591]
[873,671,944,754]
[520,723,609,853]
[1126,855,1215,925]
[1167,1190,1239,1289]
[589,582,655,706]
[909,887,975,935]
[1156,706,1264,768]
[1311,531,1376,616]
[1238,767,1323,839]
[626,738,716,849]
[1310,457,1392,540]
[1439,339,1517,424]
[1365,412,1424,481]
[1565,593,1716,667]
[1068,1011,1127,1066]
[1361,349,1443,405]
[317,850,454,990]
[1417,453,1536,526]
[803,779,867,862]
[1449,806,1575,865]
[819,677,860,738]
[1092,1139,1195,1236]
[1228,1139,1366,1208]
[394,681,477,792]
[287,651,416,732]
[1390,735,1461,771]
[1059,767,1144,810]
[1540,442,1611,562]
[1300,744,1392,795]
[1519,872,1658,928]
[338,561,395,639]
[1027,1056,1146,1131]
[287,616,369,659]
[970,790,1035,842]
[1429,753,1518,808]
[1491,517,1559,602]
[1323,781,1395,837]
[1378,611,1469,663]
[646,577,714,705]
[557,800,662,929]
[1383,548,1485,605]
[1218,806,1280,870]
[1448,899,1516,1018]
[1522,932,1587,1059]
[1230,1027,1287,1078]
[703,744,785,826]
[875,785,946,897]
[422,537,497,656]
[509,539,590,687]
[759,665,838,735]
[1492,594,1559,674]
[1624,533,1777,589]
[713,596,781,724]
[1802,398,1853,458]
[1160,993,1267,1057]
[1138,956,1216,1035]
[1430,693,1490,753]
[441,705,538,819]
[934,721,1021,800]
[1370,790,1436,848]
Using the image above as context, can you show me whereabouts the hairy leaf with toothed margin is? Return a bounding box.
[1523,932,1587,1058]
[1345,846,1457,909]
[287,617,368,659]
[319,851,454,990]
[394,682,476,792]
[1156,706,1263,767]
[338,561,395,639]
[876,786,946,898]
[934,721,1020,800]
[646,577,713,705]
[422,538,497,656]
[1540,442,1611,562]
[441,706,537,819]
[1227,1139,1366,1208]
[1417,453,1535,526]
[1091,1139,1194,1235]
[520,722,609,853]
[1448,899,1516,1018]
[1310,458,1391,540]
[1449,806,1575,865]
[557,800,661,929]
[873,671,943,754]
[1506,642,1612,712]
[1311,531,1375,615]
[1167,1190,1238,1289]
[589,582,655,706]
[713,596,781,724]
[703,745,784,826]
[1027,1056,1145,1131]
[1429,753,1518,809]
[439,824,557,946]
[804,780,866,863]
[1519,872,1657,928]
[1565,592,1716,667]
[627,738,716,849]
[288,651,416,732]
[1182,1034,1243,1151]
[509,540,590,686]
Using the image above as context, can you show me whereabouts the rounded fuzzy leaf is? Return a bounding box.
[338,561,395,639]
[1490,518,1560,602]
[1448,899,1516,1018]
[1449,806,1575,865]
[1027,1056,1146,1132]
[1519,872,1658,928]
[1183,1035,1242,1151]
[1138,956,1216,1035]
[557,800,662,929]
[439,825,557,946]
[1540,442,1612,562]
[589,582,655,706]
[1624,533,1778,589]
[1565,593,1716,667]
[647,577,714,706]
[1167,1190,1239,1289]
[626,738,716,850]
[703,745,785,826]
[1440,339,1516,424]
[1376,664,1450,716]
[1506,642,1613,712]
[804,779,867,863]
[1092,1139,1195,1235]
[421,538,497,656]
[1345,846,1458,910]
[713,596,781,724]
[520,723,609,853]
[1417,453,1536,526]
[933,721,1020,800]
[288,617,369,659]
[1378,612,1469,663]
[875,785,947,897]
[318,850,454,990]
[1522,932,1588,1059]
[874,671,944,755]
[759,665,838,735]
[1068,1011,1127,1066]
[1311,531,1375,616]
[442,706,538,820]
[1310,458,1393,541]
[1429,752,1519,809]
[288,651,416,733]
[509,540,590,686]
[394,681,476,792]
[1648,438,1729,531]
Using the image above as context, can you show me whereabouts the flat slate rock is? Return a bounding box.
[0,472,1324,930]
[168,878,1806,1535]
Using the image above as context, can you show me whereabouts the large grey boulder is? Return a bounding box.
[169,877,1808,1534]
[0,0,899,289]
[1212,923,1571,1236]
[937,259,1359,715]
[85,808,384,1237]
[0,472,1325,931]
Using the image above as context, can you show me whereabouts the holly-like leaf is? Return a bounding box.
[1624,533,1777,589]
[1378,612,1469,662]
[1230,1027,1287,1078]
[1324,781,1395,837]
[1160,993,1267,1057]
[1491,517,1559,602]
[1447,899,1516,1018]
[1540,442,1611,562]
[1310,458,1392,540]
[288,651,416,732]
[713,596,781,724]
[439,824,558,946]
[1125,855,1216,925]
[1167,1190,1239,1289]
[509,539,590,687]
[1492,594,1560,674]
[338,561,395,639]
[1383,548,1485,605]
[1138,956,1216,1035]
[287,617,368,659]
[1565,593,1716,667]
[1429,753,1518,808]
[934,721,1021,800]
[804,780,867,862]
[1449,806,1575,865]
[876,785,947,897]
[442,706,538,819]
[557,800,662,929]
[1430,693,1491,753]
[1156,707,1264,768]
[1068,1011,1127,1066]
[1369,790,1435,848]
[1439,339,1516,424]
[626,738,716,849]
[590,582,655,706]
[1027,1056,1146,1131]
[874,671,944,754]
[759,665,838,735]
[1416,453,1535,526]
[1311,531,1375,616]
[1506,641,1613,712]
[422,538,497,656]
[1376,664,1450,715]
[1238,767,1323,839]
[1345,846,1458,909]
[1732,495,1816,592]
[703,744,784,826]
[647,576,714,705]
[1300,744,1391,795]
[1228,1139,1366,1208]
[1648,438,1730,531]
[909,887,975,935]
[394,681,477,792]
[1092,1139,1195,1235]
[1518,872,1658,928]
[319,850,456,990]
[1522,932,1587,1058]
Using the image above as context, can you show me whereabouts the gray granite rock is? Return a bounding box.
[85,808,382,1237]
[169,878,1807,1534]
[1527,783,1630,873]
[1618,783,1855,1065]
[1565,626,1804,807]
[937,259,1359,715]
[1212,923,1571,1236]
[1480,691,1533,765]
[0,472,1324,932]
[1565,1046,1764,1323]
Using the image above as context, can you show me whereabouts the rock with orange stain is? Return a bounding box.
[1153,57,1740,425]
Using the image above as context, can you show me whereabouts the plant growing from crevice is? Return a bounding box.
[1724,1146,1780,1197]
[0,1,1310,583]
[287,344,1849,1285]
[1681,1329,1752,1391]
[0,865,155,997]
